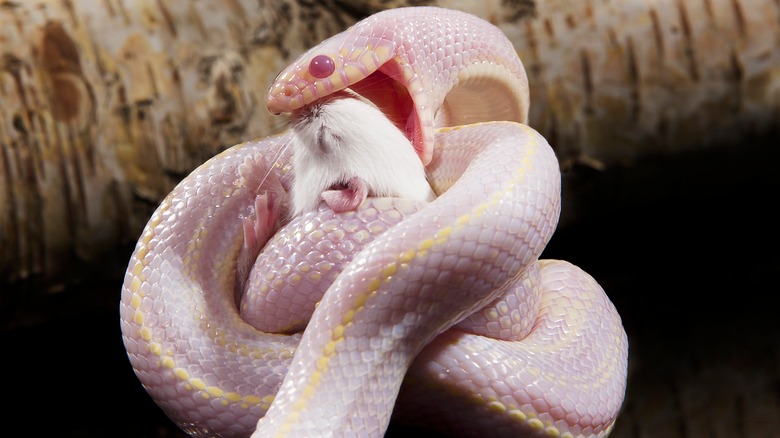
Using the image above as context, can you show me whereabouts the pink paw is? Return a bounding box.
[235,192,280,295]
[234,152,287,296]
[321,176,368,212]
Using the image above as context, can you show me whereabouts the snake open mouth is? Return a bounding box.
[341,62,530,166]
[344,70,420,156]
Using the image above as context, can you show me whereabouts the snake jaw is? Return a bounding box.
[263,23,436,164]
[265,35,396,113]
[268,60,430,167]
[266,6,531,167]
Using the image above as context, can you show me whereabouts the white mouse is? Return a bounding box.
[289,90,435,216]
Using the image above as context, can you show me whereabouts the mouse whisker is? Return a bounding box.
[253,132,292,194]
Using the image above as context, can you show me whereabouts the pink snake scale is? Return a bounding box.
[120,7,628,438]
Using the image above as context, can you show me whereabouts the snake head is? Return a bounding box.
[266,7,530,167]
[266,19,433,165]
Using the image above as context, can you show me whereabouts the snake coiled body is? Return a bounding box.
[120,7,628,438]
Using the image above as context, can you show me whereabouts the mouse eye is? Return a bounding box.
[308,55,335,79]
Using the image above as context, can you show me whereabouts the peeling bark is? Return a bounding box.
[501,0,780,166]
[0,0,778,284]
[0,0,411,282]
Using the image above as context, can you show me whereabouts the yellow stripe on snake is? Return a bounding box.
[120,7,628,437]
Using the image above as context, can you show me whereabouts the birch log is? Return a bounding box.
[0,0,778,284]
[503,0,780,166]
[0,0,403,282]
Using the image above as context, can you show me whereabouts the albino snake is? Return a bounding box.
[120,7,628,437]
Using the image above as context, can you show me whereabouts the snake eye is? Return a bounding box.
[308,55,335,78]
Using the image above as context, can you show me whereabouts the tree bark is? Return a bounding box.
[0,0,397,282]
[506,0,780,167]
[0,0,778,284]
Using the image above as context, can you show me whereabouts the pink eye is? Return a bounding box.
[308,55,335,78]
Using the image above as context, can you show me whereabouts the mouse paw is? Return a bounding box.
[321,176,368,212]
[236,192,280,293]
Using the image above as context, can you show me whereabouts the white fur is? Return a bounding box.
[290,92,435,215]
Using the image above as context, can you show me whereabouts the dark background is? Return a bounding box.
[1,133,778,437]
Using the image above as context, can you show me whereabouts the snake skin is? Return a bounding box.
[120,7,628,438]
